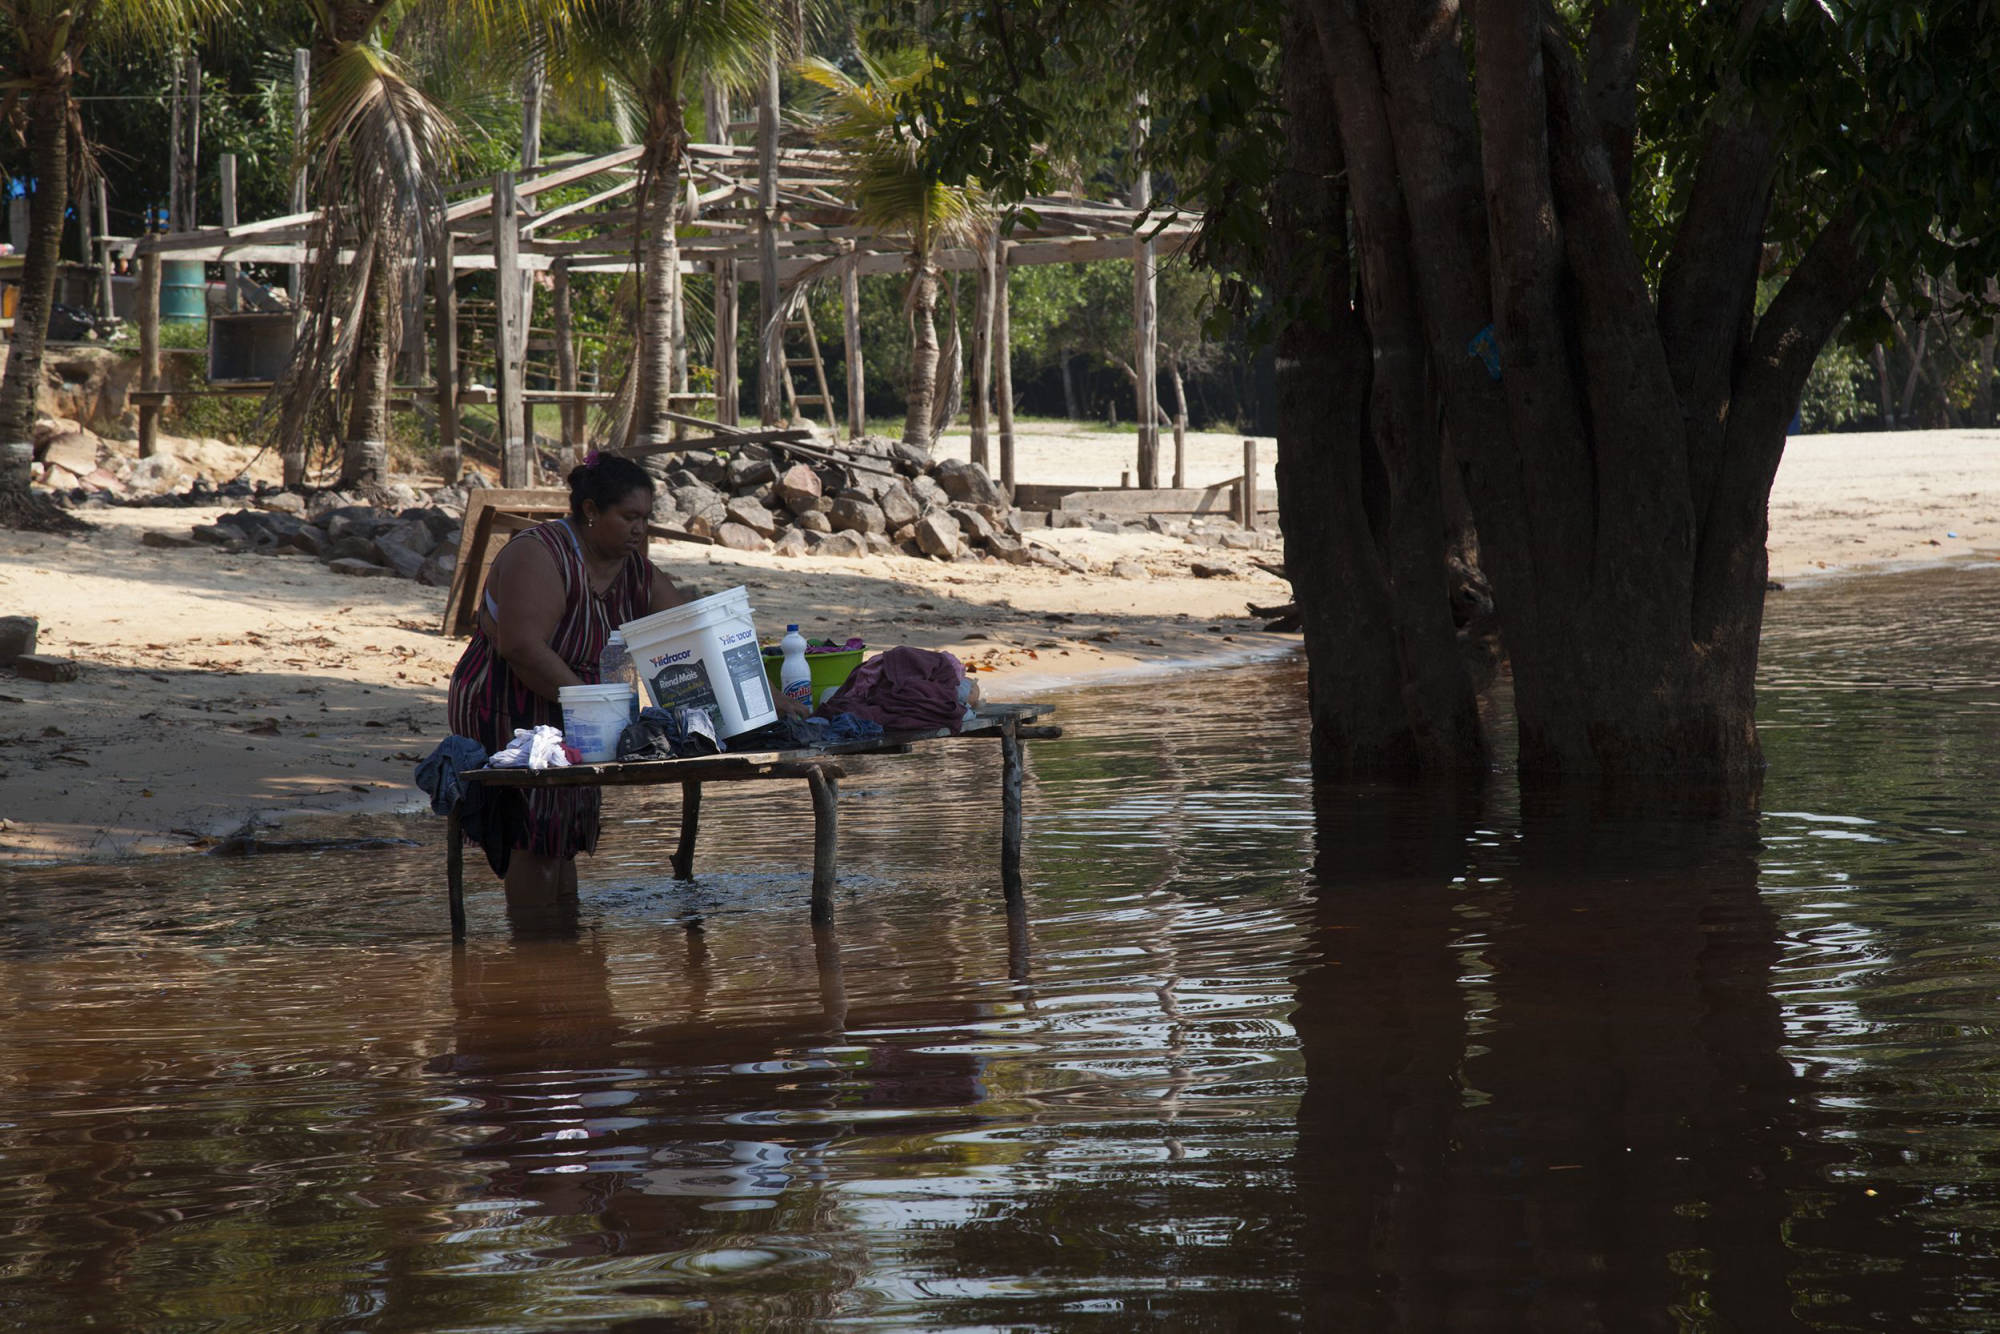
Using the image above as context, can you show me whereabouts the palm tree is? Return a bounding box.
[274,1,471,492]
[799,50,986,449]
[533,0,796,450]
[0,0,238,528]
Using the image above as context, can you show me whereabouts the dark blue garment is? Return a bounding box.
[414,734,523,878]
[414,735,489,814]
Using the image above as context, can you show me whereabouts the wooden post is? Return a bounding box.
[553,258,579,461]
[446,807,466,940]
[493,172,528,486]
[813,920,848,1035]
[842,241,864,440]
[94,179,112,318]
[1130,101,1159,490]
[969,231,995,470]
[183,52,201,227]
[137,242,161,459]
[168,59,185,233]
[1242,438,1260,531]
[757,45,783,427]
[715,259,739,427]
[669,230,688,441]
[995,238,1016,495]
[76,179,94,310]
[808,767,838,923]
[1000,715,1024,902]
[219,153,239,311]
[673,780,702,880]
[433,231,459,482]
[291,49,308,306]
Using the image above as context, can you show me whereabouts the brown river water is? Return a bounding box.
[5,565,2000,1331]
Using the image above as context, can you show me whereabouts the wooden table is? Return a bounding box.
[446,703,1061,938]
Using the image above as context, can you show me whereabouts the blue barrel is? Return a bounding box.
[161,259,207,323]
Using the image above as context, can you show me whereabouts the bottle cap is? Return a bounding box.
[787,624,799,633]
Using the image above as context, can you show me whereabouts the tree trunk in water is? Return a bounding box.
[1273,0,1878,780]
[341,239,393,490]
[0,85,70,506]
[1274,5,1481,774]
[634,168,682,449]
[903,263,940,447]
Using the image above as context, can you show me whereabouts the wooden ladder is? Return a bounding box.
[780,305,836,432]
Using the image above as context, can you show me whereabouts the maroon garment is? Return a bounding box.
[816,645,966,733]
[447,519,652,858]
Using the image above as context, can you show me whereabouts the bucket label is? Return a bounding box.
[723,640,773,718]
[648,659,720,715]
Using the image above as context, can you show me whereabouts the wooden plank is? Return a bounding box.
[444,145,645,221]
[466,755,848,788]
[1058,485,1277,517]
[619,427,811,458]
[442,499,504,637]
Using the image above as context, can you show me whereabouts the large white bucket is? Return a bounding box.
[621,586,777,739]
[558,683,635,763]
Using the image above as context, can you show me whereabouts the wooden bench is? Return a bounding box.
[446,703,1061,938]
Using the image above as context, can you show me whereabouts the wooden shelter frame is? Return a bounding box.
[128,139,1193,493]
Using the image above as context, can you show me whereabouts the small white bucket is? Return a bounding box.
[621,586,777,739]
[558,683,635,763]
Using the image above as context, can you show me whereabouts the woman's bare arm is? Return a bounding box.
[649,562,687,614]
[481,538,583,703]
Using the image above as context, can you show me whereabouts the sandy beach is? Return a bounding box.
[4,424,1996,864]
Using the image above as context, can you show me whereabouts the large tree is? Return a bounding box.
[883,0,2000,780]
[0,0,238,529]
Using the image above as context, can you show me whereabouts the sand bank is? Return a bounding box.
[6,423,1993,864]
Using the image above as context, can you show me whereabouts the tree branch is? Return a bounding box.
[1582,2,1639,208]
[1691,203,1877,645]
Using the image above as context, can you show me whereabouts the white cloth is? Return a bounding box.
[488,724,571,770]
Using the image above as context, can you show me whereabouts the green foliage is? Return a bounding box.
[1799,342,1866,432]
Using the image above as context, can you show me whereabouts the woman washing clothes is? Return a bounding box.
[449,452,685,909]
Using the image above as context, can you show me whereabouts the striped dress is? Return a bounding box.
[448,519,652,860]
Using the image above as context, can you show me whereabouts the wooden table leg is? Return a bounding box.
[808,767,839,924]
[672,780,702,881]
[446,807,466,941]
[1000,715,1024,903]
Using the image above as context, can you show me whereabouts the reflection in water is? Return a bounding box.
[9,568,2000,1327]
[1298,786,1836,1329]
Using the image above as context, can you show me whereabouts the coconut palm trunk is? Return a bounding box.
[903,262,940,447]
[633,164,683,449]
[0,84,72,509]
[341,233,394,488]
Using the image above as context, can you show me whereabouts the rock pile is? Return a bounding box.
[187,489,469,585]
[650,435,1062,567]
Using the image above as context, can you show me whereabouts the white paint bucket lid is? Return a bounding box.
[621,586,752,641]
[559,683,635,701]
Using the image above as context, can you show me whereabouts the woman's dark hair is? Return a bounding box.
[566,453,655,521]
